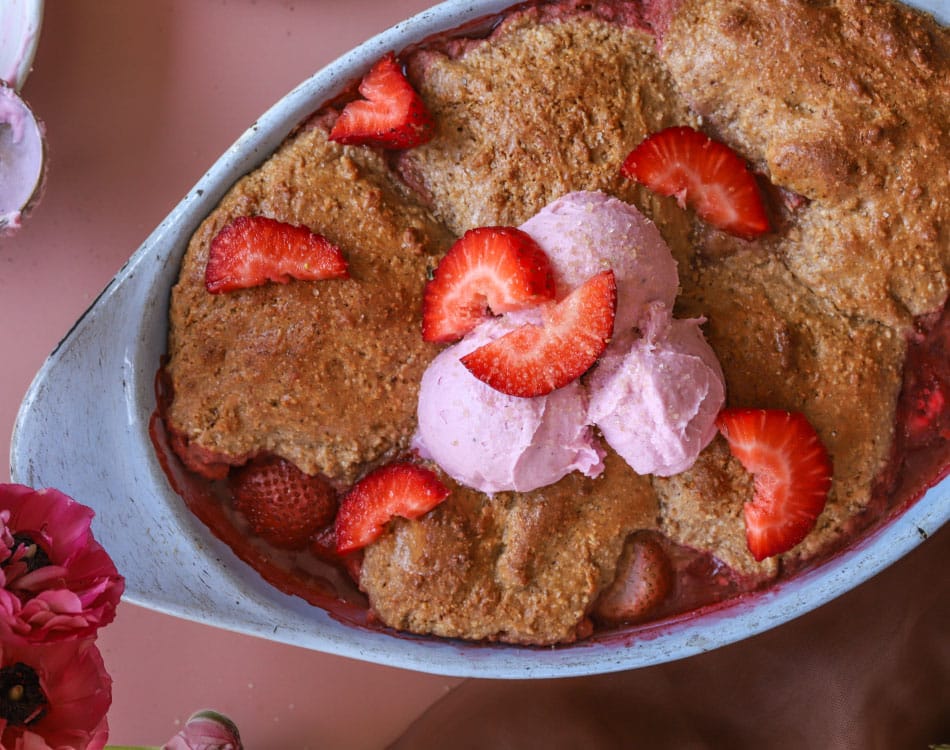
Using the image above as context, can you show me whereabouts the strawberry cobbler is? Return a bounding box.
[156,0,949,645]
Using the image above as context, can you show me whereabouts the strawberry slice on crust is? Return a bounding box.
[328,52,435,149]
[205,215,349,294]
[716,409,833,561]
[422,226,557,343]
[335,462,450,554]
[621,125,770,240]
[230,456,338,551]
[461,270,617,398]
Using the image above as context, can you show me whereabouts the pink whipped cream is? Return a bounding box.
[415,191,724,492]
[519,190,678,336]
[0,84,45,232]
[588,302,726,476]
[413,309,605,494]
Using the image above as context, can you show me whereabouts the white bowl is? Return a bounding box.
[11,0,949,678]
[0,0,44,91]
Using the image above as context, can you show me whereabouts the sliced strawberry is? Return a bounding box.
[205,215,349,294]
[230,456,338,550]
[328,52,434,149]
[422,226,557,343]
[716,409,832,561]
[593,532,673,624]
[335,462,450,554]
[460,270,616,398]
[621,126,770,239]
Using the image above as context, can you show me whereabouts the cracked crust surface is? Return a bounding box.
[398,5,698,267]
[362,451,657,644]
[667,252,905,576]
[660,0,949,327]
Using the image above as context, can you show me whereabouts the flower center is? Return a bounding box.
[0,662,47,726]
[5,533,51,573]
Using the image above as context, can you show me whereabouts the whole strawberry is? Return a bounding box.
[593,532,674,624]
[230,456,337,550]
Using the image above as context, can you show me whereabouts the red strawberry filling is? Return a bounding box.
[899,309,950,450]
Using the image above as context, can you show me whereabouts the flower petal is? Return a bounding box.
[0,485,124,644]
[0,639,111,750]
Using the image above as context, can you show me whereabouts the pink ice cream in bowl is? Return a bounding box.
[415,189,724,494]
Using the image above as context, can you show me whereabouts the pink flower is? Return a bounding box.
[0,485,124,645]
[162,710,243,750]
[0,637,111,749]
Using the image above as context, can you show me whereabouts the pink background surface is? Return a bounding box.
[1,1,947,748]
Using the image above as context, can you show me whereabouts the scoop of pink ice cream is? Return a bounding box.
[588,303,725,477]
[413,310,604,494]
[519,190,678,335]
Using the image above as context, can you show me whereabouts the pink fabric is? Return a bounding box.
[392,522,950,749]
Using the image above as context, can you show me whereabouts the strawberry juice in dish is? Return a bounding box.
[154,0,950,649]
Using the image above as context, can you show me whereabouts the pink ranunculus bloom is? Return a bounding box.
[163,710,243,750]
[0,485,124,645]
[0,637,111,750]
